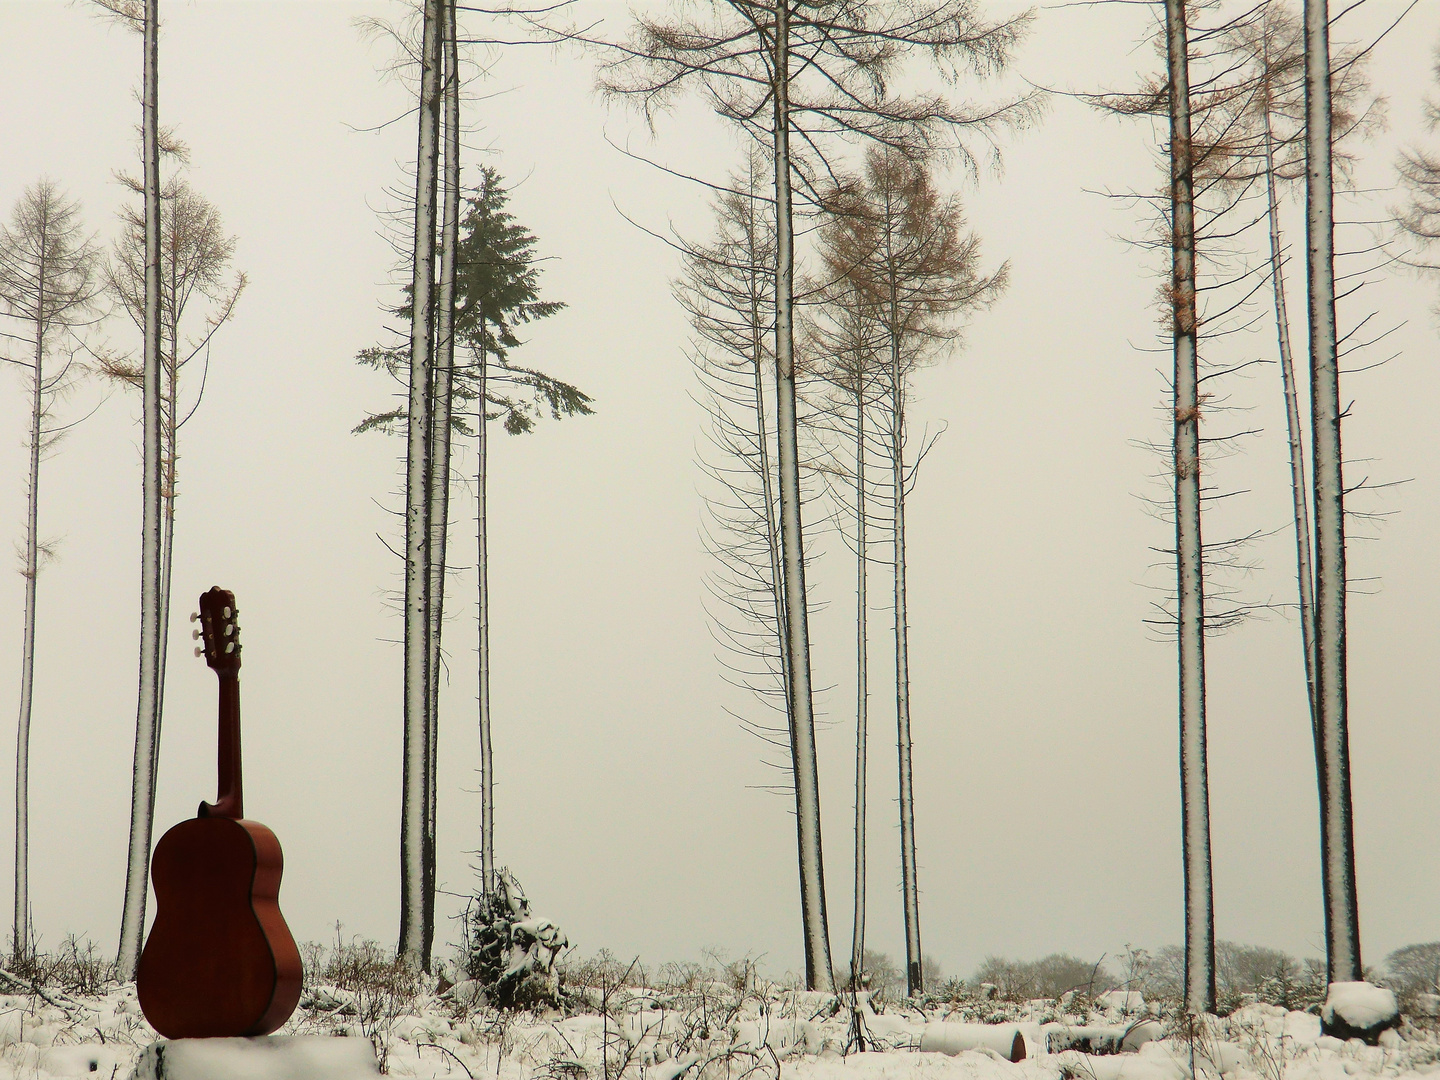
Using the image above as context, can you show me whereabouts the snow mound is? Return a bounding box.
[131,1036,379,1080]
[918,1022,1027,1061]
[1322,982,1400,1031]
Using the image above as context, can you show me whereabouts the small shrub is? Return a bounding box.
[10,935,114,996]
[318,932,418,999]
[1386,942,1440,1016]
[560,949,632,992]
[459,870,568,1009]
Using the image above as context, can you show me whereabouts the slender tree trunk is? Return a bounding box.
[399,0,443,967]
[1167,0,1216,1016]
[745,165,789,720]
[771,0,834,993]
[13,297,44,963]
[152,345,177,813]
[889,342,922,998]
[118,0,164,980]
[476,340,494,897]
[1261,95,1319,743]
[153,481,173,810]
[422,0,460,968]
[749,303,788,719]
[850,380,867,989]
[1304,0,1362,986]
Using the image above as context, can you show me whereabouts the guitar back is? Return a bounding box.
[137,815,302,1038]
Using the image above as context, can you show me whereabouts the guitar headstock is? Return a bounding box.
[193,586,241,674]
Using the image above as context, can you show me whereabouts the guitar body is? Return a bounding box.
[138,816,302,1038]
[136,587,303,1040]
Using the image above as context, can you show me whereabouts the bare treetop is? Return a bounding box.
[0,180,102,354]
[592,0,1040,198]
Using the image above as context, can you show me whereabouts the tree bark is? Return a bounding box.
[889,340,922,998]
[152,332,177,815]
[747,184,789,722]
[476,337,494,898]
[1304,0,1362,985]
[850,381,867,989]
[13,275,44,963]
[771,0,834,993]
[1261,90,1318,742]
[423,0,460,968]
[118,0,164,981]
[1167,0,1215,1016]
[399,0,443,967]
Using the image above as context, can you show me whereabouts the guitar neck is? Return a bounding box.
[201,673,243,820]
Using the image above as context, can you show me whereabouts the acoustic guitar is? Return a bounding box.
[136,587,303,1039]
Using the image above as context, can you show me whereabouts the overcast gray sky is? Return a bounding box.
[1,0,1437,983]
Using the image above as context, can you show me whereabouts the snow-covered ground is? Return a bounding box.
[1,979,1436,1080]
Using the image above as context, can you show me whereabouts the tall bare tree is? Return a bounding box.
[1086,0,1385,1011]
[106,172,246,722]
[806,249,888,992]
[1087,3,1294,1014]
[592,0,1035,990]
[106,169,244,976]
[424,0,462,966]
[1163,0,1215,1016]
[818,147,1004,996]
[0,181,101,962]
[1207,1,1381,751]
[114,0,163,982]
[1304,0,1362,992]
[678,157,801,798]
[398,0,444,968]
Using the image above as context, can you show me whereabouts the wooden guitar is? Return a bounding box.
[136,587,303,1039]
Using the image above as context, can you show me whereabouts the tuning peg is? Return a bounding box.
[189,611,199,622]
[224,642,235,654]
[192,629,201,640]
[194,646,203,657]
[223,606,232,618]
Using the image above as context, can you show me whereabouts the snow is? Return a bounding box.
[1322,982,1400,1031]
[1041,1020,1165,1055]
[131,1036,378,1079]
[1097,993,1148,1017]
[0,984,1436,1080]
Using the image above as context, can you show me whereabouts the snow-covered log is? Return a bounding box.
[1042,1021,1163,1055]
[732,1017,830,1057]
[919,1023,1027,1061]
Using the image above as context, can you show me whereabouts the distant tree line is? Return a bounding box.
[969,940,1440,1013]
